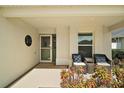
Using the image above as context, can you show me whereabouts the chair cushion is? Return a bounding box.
[73,54,82,62]
[74,62,86,66]
[97,62,110,66]
[96,56,106,63]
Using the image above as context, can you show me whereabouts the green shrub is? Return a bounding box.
[112,49,124,59]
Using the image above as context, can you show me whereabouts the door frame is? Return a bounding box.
[40,35,52,62]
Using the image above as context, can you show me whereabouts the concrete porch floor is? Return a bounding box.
[9,64,92,88]
[10,69,63,88]
[7,62,68,88]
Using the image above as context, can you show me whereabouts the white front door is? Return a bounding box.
[40,35,52,62]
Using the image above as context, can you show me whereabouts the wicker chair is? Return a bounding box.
[94,54,111,66]
[72,54,88,73]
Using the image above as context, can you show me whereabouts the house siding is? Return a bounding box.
[38,25,112,66]
[0,17,39,87]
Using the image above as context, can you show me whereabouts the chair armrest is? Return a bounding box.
[84,60,88,64]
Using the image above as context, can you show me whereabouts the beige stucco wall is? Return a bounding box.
[0,17,39,87]
[103,26,112,59]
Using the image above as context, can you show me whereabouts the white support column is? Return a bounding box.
[56,26,70,65]
[94,26,104,54]
[103,26,112,59]
[69,26,79,66]
[94,26,112,59]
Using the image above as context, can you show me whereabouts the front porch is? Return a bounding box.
[0,5,124,88]
[8,64,124,88]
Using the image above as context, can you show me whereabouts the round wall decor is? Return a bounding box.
[25,35,32,47]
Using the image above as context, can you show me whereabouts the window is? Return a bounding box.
[112,37,123,49]
[78,33,93,58]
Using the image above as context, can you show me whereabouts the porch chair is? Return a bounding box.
[72,54,88,73]
[94,54,111,66]
[72,54,87,66]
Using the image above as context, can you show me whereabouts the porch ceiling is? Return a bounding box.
[20,16,124,28]
[1,5,124,29]
[112,28,124,37]
[1,5,124,17]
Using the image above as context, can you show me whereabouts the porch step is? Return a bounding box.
[35,63,68,69]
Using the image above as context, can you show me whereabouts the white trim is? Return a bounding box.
[40,35,52,62]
